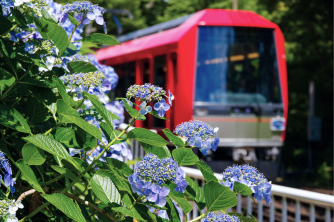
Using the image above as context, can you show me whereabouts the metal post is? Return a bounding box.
[269,197,275,222]
[247,196,252,215]
[295,200,301,222]
[282,197,287,222]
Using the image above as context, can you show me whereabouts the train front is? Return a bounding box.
[192,24,287,166]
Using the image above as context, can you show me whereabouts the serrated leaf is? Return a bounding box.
[0,16,12,35]
[22,143,46,165]
[0,69,15,94]
[53,78,71,105]
[128,128,167,147]
[17,160,44,193]
[24,134,73,163]
[61,114,102,141]
[165,197,181,222]
[167,184,192,214]
[106,158,133,177]
[83,33,120,45]
[162,129,185,147]
[120,98,145,120]
[55,127,78,147]
[91,170,121,204]
[185,176,206,210]
[172,148,199,166]
[141,143,170,159]
[204,181,237,212]
[196,161,219,182]
[34,18,69,54]
[234,181,253,196]
[51,165,77,180]
[42,193,86,222]
[0,104,31,134]
[67,13,79,25]
[67,61,98,73]
[84,92,118,130]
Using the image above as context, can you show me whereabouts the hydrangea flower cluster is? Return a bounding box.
[0,200,24,222]
[174,120,220,155]
[0,151,15,193]
[60,1,107,33]
[126,84,174,117]
[128,154,188,207]
[61,71,105,88]
[204,212,240,222]
[221,164,272,206]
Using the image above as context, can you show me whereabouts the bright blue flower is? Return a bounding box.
[254,182,272,206]
[153,99,170,117]
[128,154,187,207]
[168,90,174,106]
[139,101,152,115]
[147,184,170,207]
[220,164,272,205]
[0,151,15,193]
[86,8,104,25]
[188,136,202,148]
[204,212,240,222]
[174,120,219,155]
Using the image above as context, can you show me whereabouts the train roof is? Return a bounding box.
[95,9,279,62]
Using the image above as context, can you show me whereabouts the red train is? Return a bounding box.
[96,9,288,164]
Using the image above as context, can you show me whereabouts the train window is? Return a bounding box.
[195,27,281,105]
[113,62,136,123]
[153,55,167,128]
[113,62,136,98]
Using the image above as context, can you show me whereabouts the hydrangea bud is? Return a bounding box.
[174,120,220,155]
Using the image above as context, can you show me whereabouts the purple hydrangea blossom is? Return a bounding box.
[0,151,15,193]
[139,102,152,115]
[204,212,240,222]
[220,164,272,206]
[128,154,188,207]
[174,120,220,155]
[153,99,170,117]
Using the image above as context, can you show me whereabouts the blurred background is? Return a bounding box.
[57,0,333,191]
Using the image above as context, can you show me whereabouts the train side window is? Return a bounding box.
[113,62,136,123]
[153,55,167,128]
[113,62,136,98]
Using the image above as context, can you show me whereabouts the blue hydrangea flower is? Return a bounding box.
[139,101,152,115]
[0,151,15,193]
[168,90,174,106]
[153,99,170,117]
[126,83,166,103]
[60,1,105,26]
[147,184,170,207]
[128,154,188,207]
[254,182,272,206]
[204,212,240,222]
[174,120,220,155]
[220,164,272,206]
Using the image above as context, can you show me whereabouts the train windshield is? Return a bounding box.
[195,27,281,105]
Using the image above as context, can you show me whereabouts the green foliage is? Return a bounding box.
[91,170,121,204]
[204,181,237,211]
[42,193,86,222]
[172,148,199,166]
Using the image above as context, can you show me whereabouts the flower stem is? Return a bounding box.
[188,213,207,222]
